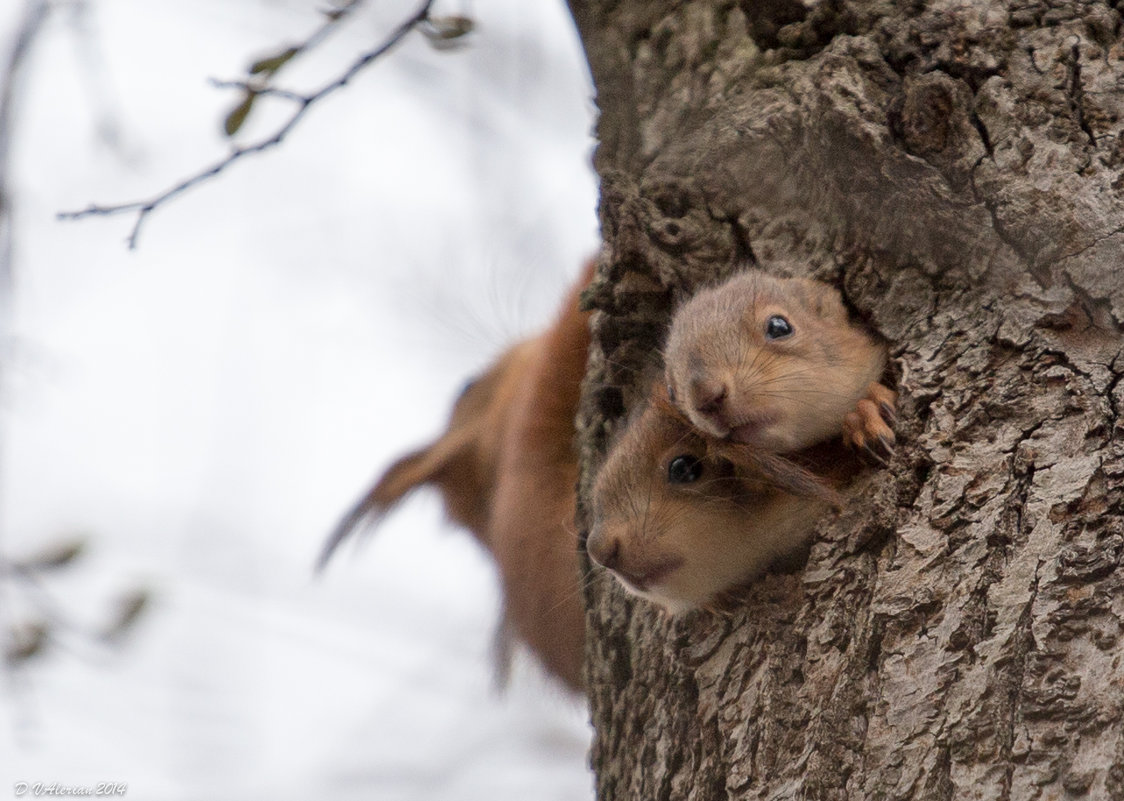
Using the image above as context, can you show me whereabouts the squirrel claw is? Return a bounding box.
[858,434,894,466]
[861,444,889,467]
[843,383,898,464]
[872,435,896,464]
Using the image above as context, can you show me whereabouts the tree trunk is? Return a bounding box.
[567,1,1124,799]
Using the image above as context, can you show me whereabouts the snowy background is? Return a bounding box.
[0,0,599,798]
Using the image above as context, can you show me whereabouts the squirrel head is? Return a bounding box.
[664,272,886,453]
[587,385,833,612]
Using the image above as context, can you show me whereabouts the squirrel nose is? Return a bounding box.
[692,379,728,416]
[587,529,622,572]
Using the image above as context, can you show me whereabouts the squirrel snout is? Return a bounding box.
[687,378,733,434]
[587,528,621,572]
[692,379,728,415]
[587,527,684,594]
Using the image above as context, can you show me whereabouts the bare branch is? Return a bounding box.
[207,77,307,104]
[0,0,50,287]
[58,0,437,249]
[0,0,52,674]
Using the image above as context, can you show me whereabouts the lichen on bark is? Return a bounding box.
[568,0,1124,798]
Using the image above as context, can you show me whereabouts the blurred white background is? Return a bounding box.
[0,0,599,798]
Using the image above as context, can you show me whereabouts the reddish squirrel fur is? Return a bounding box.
[588,271,897,610]
[321,267,897,674]
[320,262,594,692]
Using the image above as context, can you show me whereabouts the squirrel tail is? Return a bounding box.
[316,446,434,571]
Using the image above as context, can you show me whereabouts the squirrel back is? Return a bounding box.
[321,262,594,692]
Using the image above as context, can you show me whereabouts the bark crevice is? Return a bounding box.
[570,0,1124,797]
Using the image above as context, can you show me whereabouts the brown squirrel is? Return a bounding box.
[588,271,896,610]
[319,262,594,692]
[663,271,896,461]
[587,386,840,612]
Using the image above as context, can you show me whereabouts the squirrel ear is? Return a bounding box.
[795,278,848,323]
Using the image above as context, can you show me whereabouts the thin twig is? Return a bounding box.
[0,0,50,284]
[0,0,52,678]
[292,0,365,56]
[207,77,307,104]
[58,0,436,249]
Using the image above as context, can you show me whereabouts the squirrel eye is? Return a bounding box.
[764,315,794,340]
[666,382,677,403]
[667,454,703,484]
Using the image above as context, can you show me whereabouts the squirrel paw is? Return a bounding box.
[843,382,897,466]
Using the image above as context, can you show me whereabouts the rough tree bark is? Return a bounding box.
[566,1,1124,798]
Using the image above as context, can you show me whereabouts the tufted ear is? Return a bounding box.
[794,278,849,324]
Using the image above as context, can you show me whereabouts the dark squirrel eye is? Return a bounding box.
[667,454,703,484]
[764,315,794,340]
[666,382,677,403]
